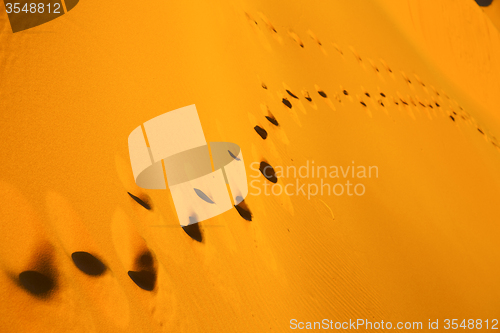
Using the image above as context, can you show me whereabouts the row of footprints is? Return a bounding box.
[259,78,499,153]
[18,247,156,298]
[246,10,500,152]
[0,182,179,330]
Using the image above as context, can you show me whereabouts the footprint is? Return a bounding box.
[282,97,292,109]
[260,104,280,126]
[357,94,372,118]
[287,30,304,48]
[413,74,424,86]
[380,59,392,72]
[277,92,302,127]
[340,85,353,102]
[259,161,278,183]
[266,115,279,126]
[400,71,412,84]
[245,12,259,26]
[0,187,60,304]
[182,222,203,243]
[489,136,500,149]
[416,96,426,108]
[307,29,327,55]
[17,244,58,299]
[315,84,335,110]
[317,89,328,98]
[378,88,386,98]
[379,59,395,80]
[0,181,53,280]
[430,85,440,97]
[361,86,370,98]
[349,46,365,69]
[128,270,156,291]
[460,110,471,121]
[332,42,345,59]
[283,83,299,99]
[18,269,55,298]
[127,250,157,291]
[45,191,131,329]
[258,12,283,44]
[258,76,274,102]
[234,197,253,221]
[307,29,322,46]
[333,93,342,104]
[245,12,272,51]
[377,99,389,115]
[414,75,430,95]
[71,252,107,277]
[349,46,362,63]
[408,96,417,107]
[366,58,383,80]
[258,12,277,33]
[302,90,318,110]
[110,206,177,324]
[286,90,299,99]
[254,125,268,139]
[368,58,380,73]
[397,92,408,106]
[128,192,152,210]
[0,183,98,331]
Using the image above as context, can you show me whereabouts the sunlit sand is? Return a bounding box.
[1,0,499,331]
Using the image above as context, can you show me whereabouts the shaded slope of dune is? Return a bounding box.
[483,0,500,32]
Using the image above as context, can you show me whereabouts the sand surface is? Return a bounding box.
[483,0,500,33]
[0,0,499,331]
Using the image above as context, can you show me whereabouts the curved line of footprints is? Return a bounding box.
[247,9,500,186]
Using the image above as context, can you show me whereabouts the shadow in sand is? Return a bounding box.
[234,196,252,221]
[72,251,107,277]
[259,161,278,183]
[182,216,203,242]
[18,270,55,298]
[254,126,268,139]
[127,192,152,210]
[128,250,157,291]
[17,244,57,299]
[128,270,156,291]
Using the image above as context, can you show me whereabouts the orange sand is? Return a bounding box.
[0,0,499,332]
[483,0,500,33]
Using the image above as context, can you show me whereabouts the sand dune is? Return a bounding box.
[483,0,500,32]
[1,0,499,331]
